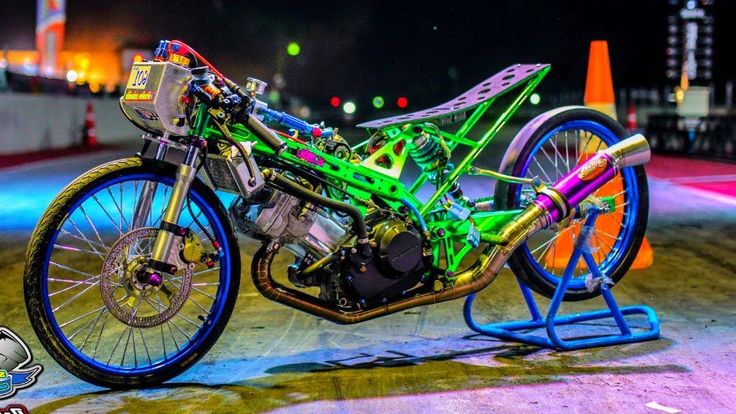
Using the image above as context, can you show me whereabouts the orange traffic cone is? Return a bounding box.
[543,40,653,272]
[584,40,617,119]
[83,102,98,148]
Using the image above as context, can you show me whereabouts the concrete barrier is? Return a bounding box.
[0,93,139,155]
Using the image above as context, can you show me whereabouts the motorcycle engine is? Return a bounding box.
[231,179,431,309]
[230,186,349,259]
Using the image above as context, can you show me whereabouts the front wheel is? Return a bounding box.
[24,157,240,388]
[495,107,649,301]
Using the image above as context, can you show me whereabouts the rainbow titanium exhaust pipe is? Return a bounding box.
[490,134,650,249]
[533,133,650,224]
[252,134,650,324]
[455,133,650,285]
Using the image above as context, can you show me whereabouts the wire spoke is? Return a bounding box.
[595,233,616,251]
[67,307,105,342]
[131,180,140,227]
[93,194,124,236]
[49,261,98,279]
[78,308,108,352]
[532,157,554,183]
[52,279,100,312]
[120,324,134,367]
[530,226,573,255]
[79,205,108,250]
[107,325,132,365]
[65,219,107,256]
[91,310,111,360]
[187,296,211,315]
[540,145,564,181]
[193,267,220,277]
[579,130,596,163]
[49,274,100,297]
[43,173,227,370]
[190,285,216,300]
[138,328,152,366]
[107,186,131,231]
[595,228,622,241]
[564,130,571,172]
[151,186,171,226]
[53,243,101,256]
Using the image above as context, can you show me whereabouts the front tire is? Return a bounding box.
[24,157,240,388]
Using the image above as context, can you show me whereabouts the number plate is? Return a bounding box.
[126,65,151,89]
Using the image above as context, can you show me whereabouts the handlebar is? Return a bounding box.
[257,106,334,138]
[157,39,334,147]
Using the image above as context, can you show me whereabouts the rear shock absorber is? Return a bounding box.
[409,126,466,201]
[409,128,448,174]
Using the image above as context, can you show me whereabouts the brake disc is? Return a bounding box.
[100,227,193,328]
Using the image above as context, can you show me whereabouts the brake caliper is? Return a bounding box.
[179,229,220,269]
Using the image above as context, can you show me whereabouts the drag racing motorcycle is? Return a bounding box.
[24,40,650,388]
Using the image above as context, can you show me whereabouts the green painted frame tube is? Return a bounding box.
[196,66,550,272]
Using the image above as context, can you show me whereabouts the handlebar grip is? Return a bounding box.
[247,115,286,153]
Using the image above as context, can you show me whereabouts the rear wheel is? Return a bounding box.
[24,157,240,388]
[495,107,648,301]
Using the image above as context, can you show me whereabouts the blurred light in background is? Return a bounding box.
[372,96,385,109]
[287,42,301,56]
[65,69,78,82]
[342,101,356,114]
[329,96,341,108]
[268,89,281,103]
[530,93,541,105]
[397,96,408,108]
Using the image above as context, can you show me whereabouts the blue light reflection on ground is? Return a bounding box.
[0,161,93,232]
[0,151,239,233]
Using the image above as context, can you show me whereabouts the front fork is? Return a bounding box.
[132,139,169,229]
[147,141,201,270]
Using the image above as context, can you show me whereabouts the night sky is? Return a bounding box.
[1,1,735,108]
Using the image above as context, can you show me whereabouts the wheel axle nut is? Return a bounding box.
[149,272,163,287]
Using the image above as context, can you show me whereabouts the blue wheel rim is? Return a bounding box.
[516,120,640,289]
[40,173,232,376]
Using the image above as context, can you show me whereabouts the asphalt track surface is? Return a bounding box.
[1,141,735,413]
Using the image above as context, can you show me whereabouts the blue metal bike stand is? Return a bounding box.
[463,208,660,350]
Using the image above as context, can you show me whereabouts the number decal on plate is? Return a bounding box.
[126,65,151,90]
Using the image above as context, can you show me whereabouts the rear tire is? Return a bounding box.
[495,107,648,301]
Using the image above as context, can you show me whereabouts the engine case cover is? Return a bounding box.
[348,219,426,304]
[374,220,423,277]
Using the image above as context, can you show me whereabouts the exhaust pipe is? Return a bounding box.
[454,133,650,284]
[534,133,650,224]
[252,134,650,324]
